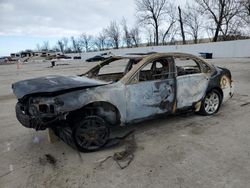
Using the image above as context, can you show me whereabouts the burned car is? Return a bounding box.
[12,53,234,151]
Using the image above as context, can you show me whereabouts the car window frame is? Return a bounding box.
[127,56,175,85]
[173,55,215,77]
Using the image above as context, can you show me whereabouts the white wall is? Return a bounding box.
[69,39,250,60]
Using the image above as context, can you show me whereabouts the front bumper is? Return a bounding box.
[16,102,32,128]
[15,102,57,130]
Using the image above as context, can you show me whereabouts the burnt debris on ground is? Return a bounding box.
[97,132,137,170]
[240,102,250,107]
[39,154,57,166]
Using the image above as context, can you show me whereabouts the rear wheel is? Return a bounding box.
[73,116,110,152]
[200,90,222,115]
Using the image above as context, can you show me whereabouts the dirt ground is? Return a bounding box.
[0,58,250,188]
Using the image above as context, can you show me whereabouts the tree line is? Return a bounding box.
[35,0,250,53]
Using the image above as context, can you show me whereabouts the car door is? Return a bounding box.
[125,57,176,122]
[175,57,209,109]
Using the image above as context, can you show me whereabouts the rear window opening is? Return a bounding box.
[175,57,201,76]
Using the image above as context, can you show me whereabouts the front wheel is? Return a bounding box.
[199,90,222,115]
[73,116,110,152]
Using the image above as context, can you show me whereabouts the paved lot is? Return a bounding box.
[0,58,250,188]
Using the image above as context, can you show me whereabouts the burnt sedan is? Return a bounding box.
[12,53,234,151]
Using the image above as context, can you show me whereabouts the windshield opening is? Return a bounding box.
[85,58,140,82]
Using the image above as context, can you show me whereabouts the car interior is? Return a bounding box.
[139,58,171,81]
[175,57,202,76]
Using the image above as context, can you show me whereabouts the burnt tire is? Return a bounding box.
[73,116,110,152]
[199,89,222,115]
[51,126,77,149]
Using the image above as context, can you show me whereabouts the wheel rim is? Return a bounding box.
[204,92,220,114]
[75,118,109,150]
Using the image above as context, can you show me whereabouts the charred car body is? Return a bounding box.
[12,53,234,151]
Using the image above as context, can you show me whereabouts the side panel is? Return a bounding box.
[207,67,235,103]
[55,83,127,124]
[125,79,175,122]
[176,73,209,109]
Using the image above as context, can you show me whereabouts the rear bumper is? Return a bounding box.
[230,81,235,97]
[222,80,235,103]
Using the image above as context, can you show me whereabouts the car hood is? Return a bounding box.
[12,75,108,99]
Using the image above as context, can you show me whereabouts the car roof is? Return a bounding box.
[110,52,202,60]
[83,52,211,81]
[119,52,211,84]
[116,52,203,59]
[87,52,207,72]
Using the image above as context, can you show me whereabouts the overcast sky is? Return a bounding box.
[0,0,187,56]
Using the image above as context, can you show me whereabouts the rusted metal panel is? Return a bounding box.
[220,75,235,103]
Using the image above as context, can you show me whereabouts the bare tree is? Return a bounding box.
[130,27,141,47]
[57,40,64,53]
[105,21,120,49]
[94,30,107,51]
[183,4,203,44]
[239,0,250,24]
[195,0,244,42]
[80,33,93,52]
[71,36,81,53]
[178,6,186,44]
[36,44,41,51]
[241,0,250,15]
[42,41,49,51]
[162,21,175,44]
[62,37,69,52]
[169,27,178,44]
[160,24,178,45]
[52,45,60,52]
[246,0,250,15]
[145,27,154,46]
[162,4,176,45]
[121,18,132,48]
[135,0,170,45]
[221,0,245,40]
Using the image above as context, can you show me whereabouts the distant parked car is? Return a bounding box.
[12,52,234,152]
[86,52,113,62]
[199,52,213,59]
[73,56,81,59]
[86,55,106,62]
[56,54,71,59]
